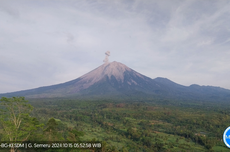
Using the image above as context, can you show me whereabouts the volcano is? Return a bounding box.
[1,61,230,101]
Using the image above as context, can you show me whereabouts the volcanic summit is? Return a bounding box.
[1,53,230,101]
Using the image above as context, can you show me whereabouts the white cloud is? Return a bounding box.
[0,0,230,93]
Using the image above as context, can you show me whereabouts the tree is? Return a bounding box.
[44,118,64,141]
[44,118,58,132]
[0,97,42,152]
[67,128,84,142]
[142,137,152,147]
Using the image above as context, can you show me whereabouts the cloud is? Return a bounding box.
[0,0,230,93]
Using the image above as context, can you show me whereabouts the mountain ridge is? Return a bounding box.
[1,61,230,102]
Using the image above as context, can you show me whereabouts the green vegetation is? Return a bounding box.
[0,97,42,152]
[1,97,230,151]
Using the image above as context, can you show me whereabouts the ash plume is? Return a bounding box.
[103,51,110,63]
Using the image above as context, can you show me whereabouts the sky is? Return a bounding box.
[1,0,230,93]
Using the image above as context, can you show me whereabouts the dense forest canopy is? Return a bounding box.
[1,97,230,152]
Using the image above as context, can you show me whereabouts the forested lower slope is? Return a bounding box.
[3,98,226,152]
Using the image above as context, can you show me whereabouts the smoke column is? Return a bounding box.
[103,51,110,63]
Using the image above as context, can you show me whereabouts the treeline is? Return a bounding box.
[0,97,106,152]
[1,97,143,152]
[60,101,228,151]
[3,97,230,151]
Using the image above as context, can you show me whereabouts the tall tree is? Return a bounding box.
[44,118,64,141]
[0,97,42,152]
